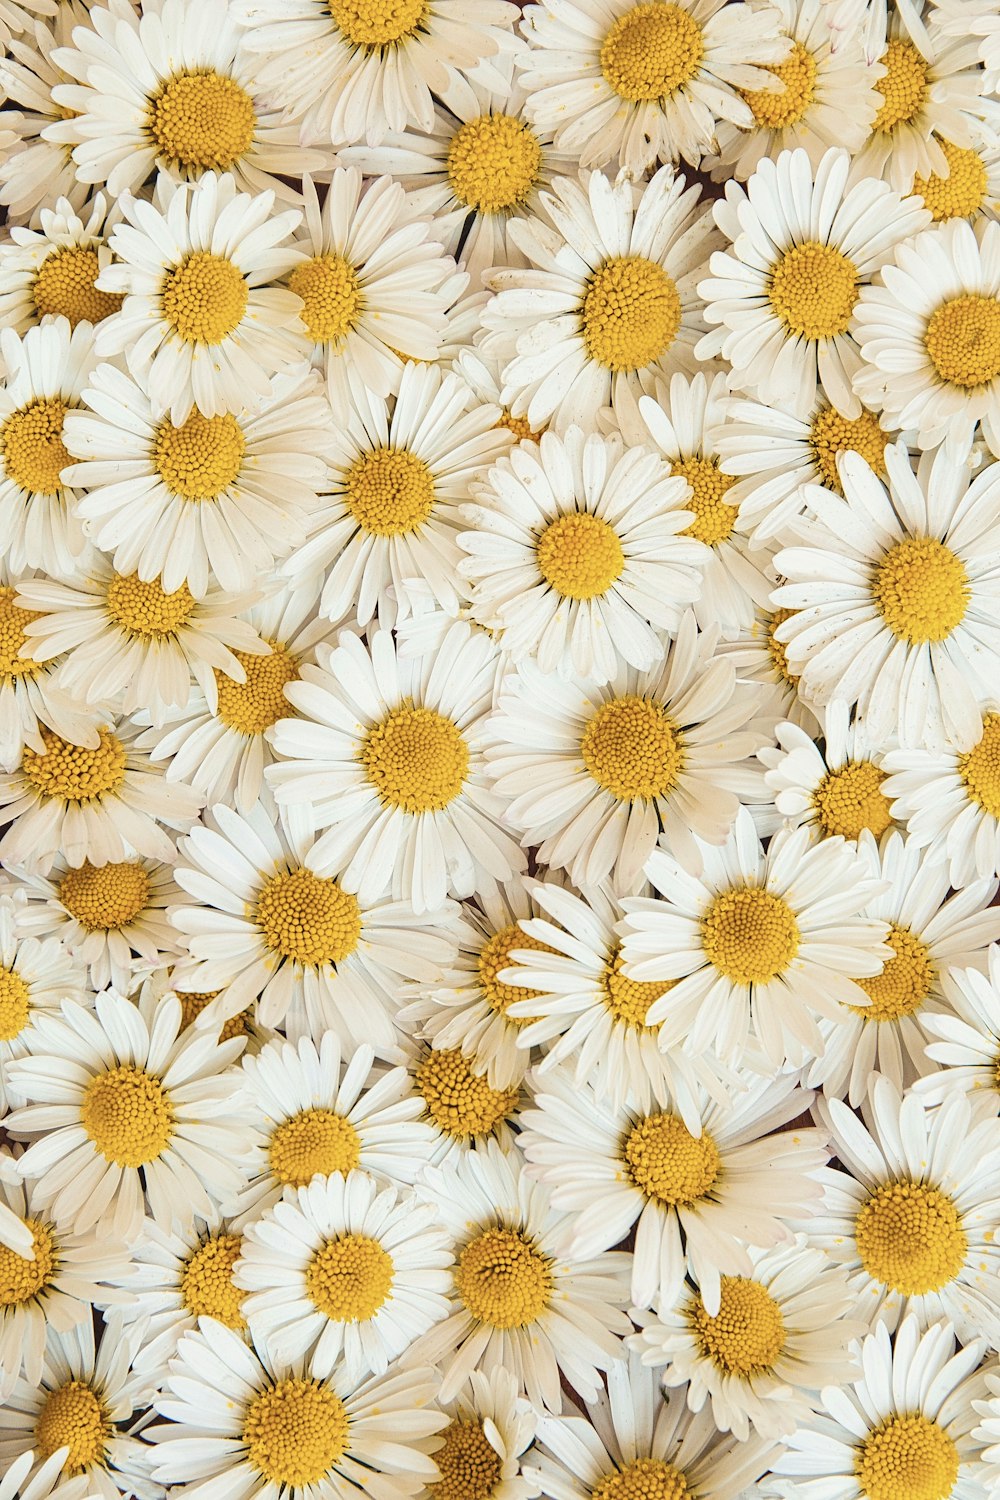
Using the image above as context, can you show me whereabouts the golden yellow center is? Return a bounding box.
[810,406,888,494]
[327,0,427,48]
[1,396,71,494]
[580,695,684,802]
[536,512,625,599]
[0,965,30,1041]
[290,254,364,346]
[582,256,682,373]
[455,1226,552,1329]
[104,571,196,638]
[153,409,246,499]
[873,39,929,133]
[243,1379,349,1487]
[59,859,150,931]
[856,1414,959,1500]
[672,456,738,545]
[447,113,543,215]
[162,252,248,344]
[306,1233,394,1323]
[591,1459,692,1500]
[477,923,553,1025]
[22,727,127,803]
[80,1064,173,1168]
[32,246,123,328]
[361,703,468,813]
[872,536,969,644]
[604,945,670,1029]
[148,70,256,171]
[600,2,704,102]
[496,410,543,443]
[959,712,1000,818]
[176,987,252,1044]
[769,241,859,340]
[0,1217,56,1306]
[36,1381,111,1475]
[813,760,893,840]
[180,1232,246,1330]
[268,1108,361,1188]
[417,1048,519,1138]
[429,1419,503,1500]
[913,138,989,221]
[701,887,800,984]
[855,1180,967,1295]
[343,447,435,537]
[852,923,935,1022]
[765,606,800,687]
[623,1112,721,1205]
[0,587,45,682]
[689,1275,786,1375]
[741,40,817,128]
[215,641,299,736]
[254,867,362,967]
[924,293,1000,388]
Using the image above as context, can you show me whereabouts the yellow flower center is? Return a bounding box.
[58,859,150,931]
[361,703,468,813]
[603,945,670,1029]
[148,70,256,171]
[810,406,888,494]
[623,1112,721,1205]
[0,587,45,682]
[872,536,969,644]
[1,396,72,495]
[161,252,248,344]
[536,512,625,600]
[913,138,989,221]
[591,1459,692,1500]
[153,409,246,500]
[672,456,738,545]
[856,1414,959,1500]
[813,760,893,840]
[327,0,427,48]
[180,1232,246,1330]
[268,1108,361,1187]
[959,712,1000,818]
[104,571,196,638]
[22,726,127,803]
[36,1381,111,1475]
[429,1419,503,1500]
[80,1063,173,1168]
[873,39,929,133]
[924,293,1000,389]
[0,1217,56,1306]
[600,2,704,102]
[768,241,859,341]
[455,1226,552,1329]
[741,40,817,128]
[32,246,123,328]
[852,923,935,1023]
[688,1274,786,1375]
[416,1048,519,1138]
[243,1379,349,1487]
[582,256,682,372]
[290,254,364,346]
[215,641,299,736]
[447,113,543,215]
[176,987,252,1043]
[0,965,30,1041]
[306,1233,394,1323]
[580,695,684,802]
[496,410,542,443]
[477,923,553,1026]
[855,1180,966,1295]
[701,887,800,985]
[765,607,800,687]
[343,447,435,537]
[254,867,362,968]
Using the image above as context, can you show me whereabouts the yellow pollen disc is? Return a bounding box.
[58,860,150,931]
[765,607,800,687]
[873,39,929,133]
[361,703,468,813]
[536,512,625,600]
[810,406,888,494]
[268,1108,361,1187]
[180,1233,246,1330]
[852,923,935,1022]
[477,923,554,1026]
[254,867,362,967]
[0,965,30,1041]
[701,887,800,984]
[688,1275,786,1375]
[582,255,682,372]
[855,1414,959,1500]
[306,1233,394,1323]
[855,1180,966,1295]
[741,40,817,128]
[290,254,364,346]
[22,727,127,803]
[80,1064,173,1168]
[591,1459,692,1500]
[495,410,542,443]
[176,987,252,1044]
[153,409,245,500]
[446,113,542,215]
[36,1381,110,1475]
[429,1419,503,1500]
[813,760,893,840]
[328,0,426,47]
[455,1225,552,1328]
[243,1378,349,1487]
[215,641,299,736]
[768,241,859,341]
[0,587,45,682]
[600,2,704,102]
[148,70,256,171]
[161,252,248,344]
[959,712,1000,818]
[580,695,684,802]
[32,246,123,328]
[104,571,196,639]
[671,456,738,546]
[417,1048,518,1138]
[343,447,435,537]
[1,396,72,495]
[872,536,969,645]
[623,1112,721,1206]
[0,1217,56,1306]
[924,293,1000,389]
[603,945,670,1029]
[913,138,989,221]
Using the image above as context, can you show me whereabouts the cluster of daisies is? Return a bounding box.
[1,0,1000,1497]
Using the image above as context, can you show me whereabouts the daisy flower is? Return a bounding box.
[146,1320,446,1499]
[480,165,721,434]
[515,0,792,177]
[855,217,1000,457]
[459,426,708,681]
[95,171,304,424]
[770,1315,990,1500]
[0,892,89,1111]
[760,702,894,843]
[633,1236,864,1440]
[699,146,931,418]
[485,614,765,894]
[0,1446,102,1500]
[811,1078,1000,1345]
[396,1033,524,1164]
[0,193,123,336]
[429,1368,539,1500]
[517,1065,825,1314]
[407,1139,632,1412]
[5,987,257,1243]
[0,11,91,226]
[269,623,524,913]
[911,130,1000,223]
[916,945,1000,1109]
[772,437,1000,751]
[715,598,823,734]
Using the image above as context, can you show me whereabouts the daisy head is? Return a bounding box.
[0,891,88,1110]
[429,1368,539,1500]
[402,1036,527,1164]
[0,192,122,336]
[917,944,1000,1110]
[715,596,823,733]
[910,130,1000,225]
[761,702,894,844]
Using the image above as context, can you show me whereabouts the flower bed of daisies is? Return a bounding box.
[0,0,1000,1497]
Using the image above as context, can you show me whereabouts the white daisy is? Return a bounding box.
[760,702,894,843]
[910,130,1000,223]
[0,1445,103,1500]
[0,892,89,1111]
[0,11,91,227]
[429,1367,539,1500]
[0,193,123,336]
[401,1036,525,1164]
[714,597,823,734]
[916,943,1000,1109]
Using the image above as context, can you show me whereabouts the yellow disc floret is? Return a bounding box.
[600,2,704,102]
[176,987,252,1044]
[104,572,196,638]
[765,607,800,687]
[215,641,299,736]
[688,1275,786,1375]
[290,254,364,346]
[873,39,929,134]
[59,860,150,931]
[582,256,682,372]
[672,456,739,545]
[254,867,362,967]
[591,1458,692,1500]
[22,727,127,803]
[268,1108,361,1187]
[80,1064,174,1168]
[162,252,248,344]
[741,41,817,128]
[306,1233,394,1323]
[0,587,45,682]
[810,406,888,494]
[243,1378,349,1487]
[417,1048,519,1138]
[477,923,553,1025]
[455,1225,552,1329]
[36,1381,111,1475]
[924,293,1000,388]
[580,695,684,802]
[872,536,969,644]
[854,1180,966,1295]
[913,138,989,221]
[0,1217,56,1306]
[447,114,543,215]
[603,945,670,1029]
[361,703,468,813]
[32,246,123,328]
[813,760,893,840]
[429,1419,503,1500]
[148,71,256,171]
[327,0,427,48]
[1,397,72,495]
[701,887,800,985]
[768,241,859,340]
[0,965,30,1041]
[623,1112,721,1205]
[536,512,625,599]
[855,1414,959,1500]
[180,1232,246,1330]
[153,409,246,499]
[343,447,435,536]
[853,923,934,1022]
[959,712,1000,818]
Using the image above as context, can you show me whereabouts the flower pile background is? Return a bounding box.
[2,0,1000,1495]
